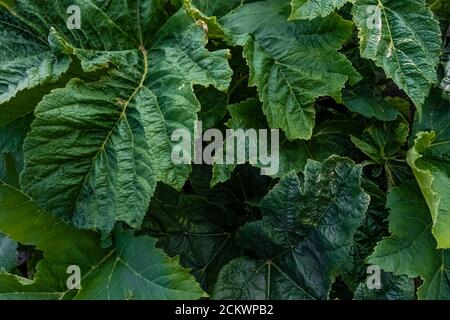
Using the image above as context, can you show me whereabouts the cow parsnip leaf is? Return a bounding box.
[143,186,243,292]
[0,8,71,115]
[342,88,399,121]
[220,0,361,140]
[0,113,32,188]
[184,0,242,38]
[352,0,442,115]
[407,90,450,248]
[289,0,350,20]
[188,0,242,17]
[351,118,409,185]
[212,157,370,299]
[368,182,450,299]
[211,98,361,185]
[196,86,228,130]
[75,231,207,300]
[0,181,206,300]
[8,1,232,233]
[351,119,409,165]
[340,179,389,291]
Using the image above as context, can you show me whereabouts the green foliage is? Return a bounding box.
[0,0,448,300]
[369,182,450,299]
[0,182,205,299]
[212,157,370,299]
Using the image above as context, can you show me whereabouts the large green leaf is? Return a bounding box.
[352,0,442,115]
[0,181,206,300]
[0,115,29,274]
[143,185,243,292]
[9,1,232,233]
[212,157,370,299]
[220,0,360,140]
[211,98,360,185]
[407,89,450,248]
[289,0,349,20]
[368,182,450,299]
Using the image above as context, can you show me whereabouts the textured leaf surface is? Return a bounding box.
[75,231,206,300]
[11,1,232,233]
[0,8,71,114]
[340,179,389,291]
[351,118,409,185]
[211,98,360,185]
[352,0,442,114]
[289,0,349,20]
[368,182,450,299]
[407,90,450,248]
[0,182,205,300]
[220,0,360,140]
[212,157,370,299]
[351,119,409,164]
[189,0,242,17]
[143,185,242,292]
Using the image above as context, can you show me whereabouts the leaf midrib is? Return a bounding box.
[72,46,149,218]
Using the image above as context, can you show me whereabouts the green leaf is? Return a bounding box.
[0,151,22,188]
[0,182,206,300]
[351,118,409,185]
[184,0,242,39]
[12,2,232,233]
[188,0,242,17]
[351,119,409,164]
[212,157,370,299]
[289,0,349,20]
[368,182,450,299]
[75,231,207,300]
[407,90,450,248]
[220,0,361,140]
[342,88,399,121]
[211,98,361,185]
[0,8,71,112]
[352,0,442,115]
[354,273,415,300]
[143,186,243,292]
[340,179,389,291]
[196,86,228,130]
[427,0,450,20]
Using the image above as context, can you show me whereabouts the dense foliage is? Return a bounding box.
[0,0,449,300]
